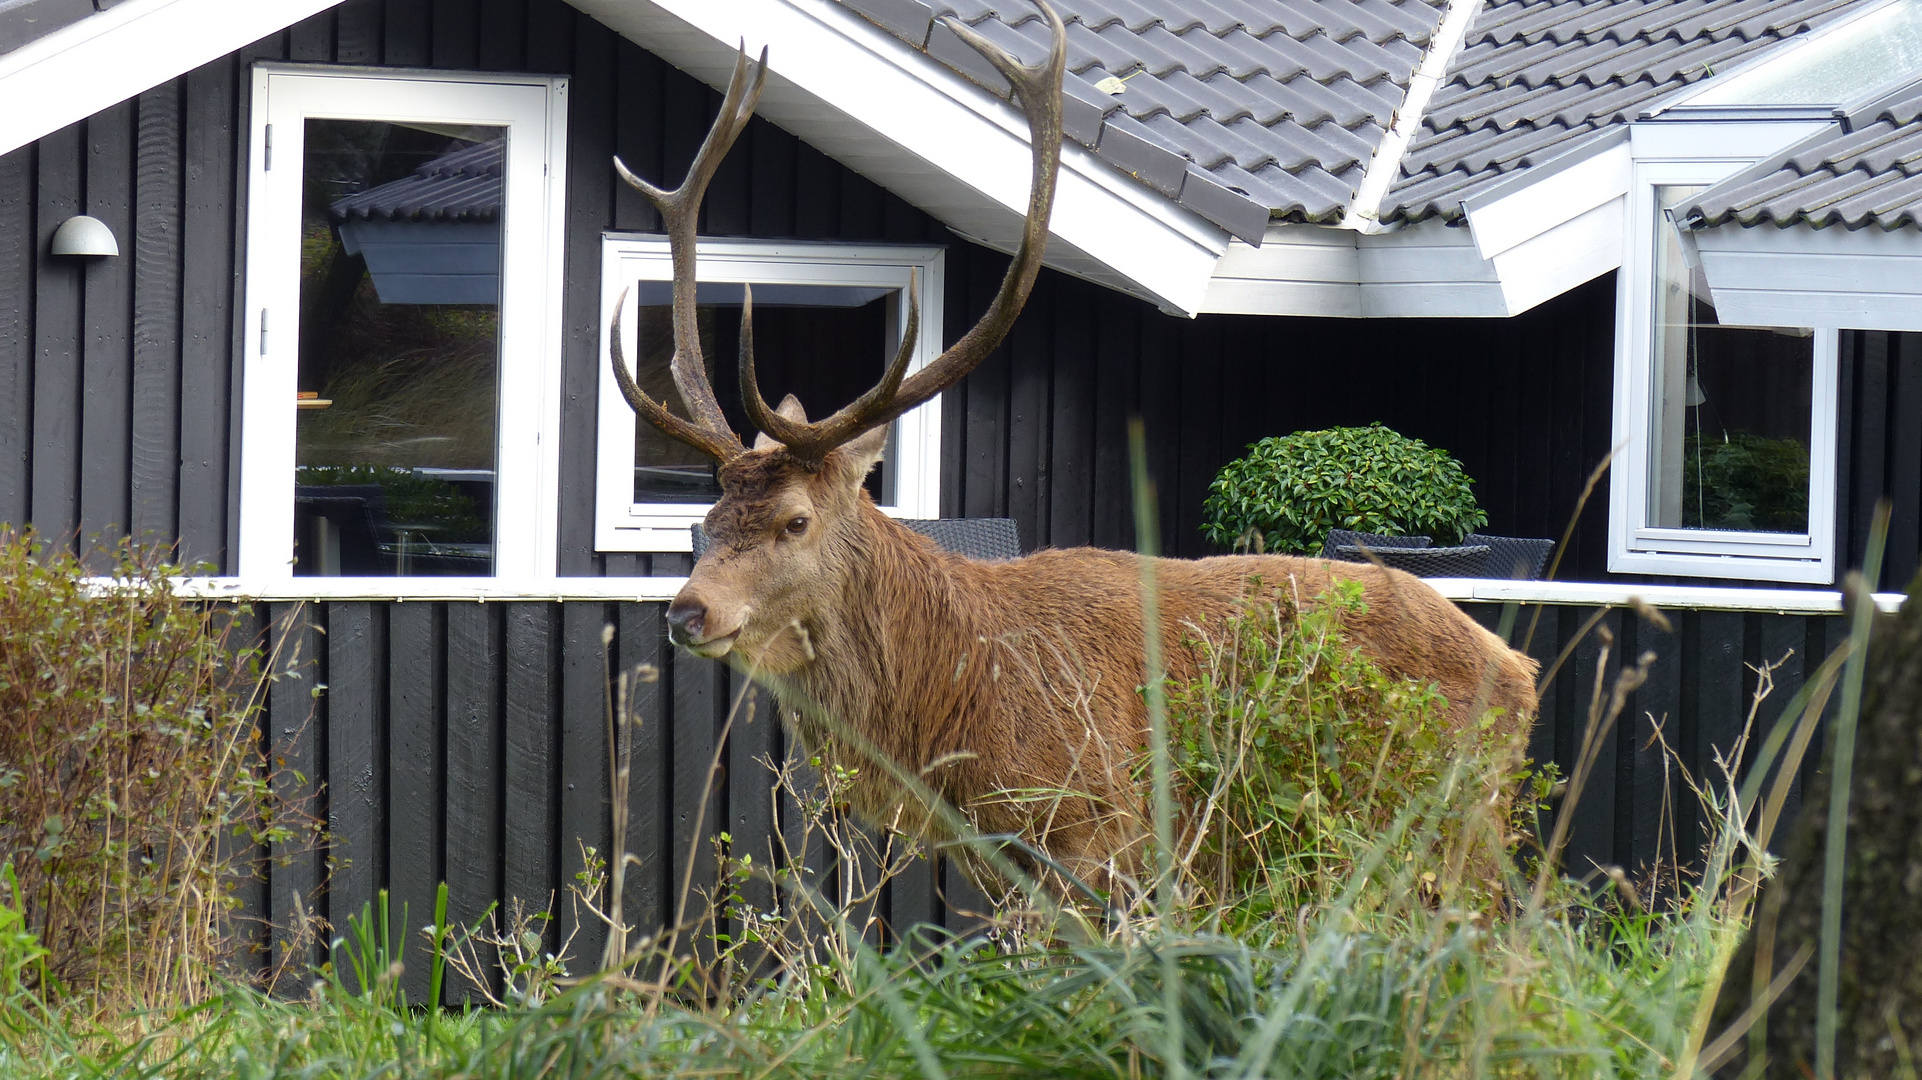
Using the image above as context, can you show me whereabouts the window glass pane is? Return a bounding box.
[294,119,505,576]
[628,281,895,506]
[1689,0,1922,106]
[1648,186,1812,534]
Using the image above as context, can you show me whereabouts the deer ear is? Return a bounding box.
[752,394,809,451]
[827,425,888,491]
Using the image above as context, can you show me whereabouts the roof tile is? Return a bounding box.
[1687,77,1922,231]
[1385,0,1864,223]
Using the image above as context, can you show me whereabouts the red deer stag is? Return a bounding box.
[608,4,1539,887]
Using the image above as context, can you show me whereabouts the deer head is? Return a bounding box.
[609,4,1067,672]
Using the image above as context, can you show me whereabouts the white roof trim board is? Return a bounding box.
[0,0,339,158]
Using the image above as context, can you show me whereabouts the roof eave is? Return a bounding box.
[578,0,1231,315]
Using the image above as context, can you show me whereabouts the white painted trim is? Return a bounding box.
[1693,223,1922,331]
[569,0,1227,315]
[1464,138,1631,261]
[1608,152,1841,584]
[161,574,1904,613]
[1422,578,1904,614]
[173,576,688,601]
[0,0,338,157]
[595,235,946,552]
[237,67,568,579]
[1341,0,1480,232]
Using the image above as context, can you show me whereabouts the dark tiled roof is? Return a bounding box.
[329,140,505,223]
[1386,0,1863,223]
[0,0,125,57]
[1684,78,1922,230]
[838,0,1450,235]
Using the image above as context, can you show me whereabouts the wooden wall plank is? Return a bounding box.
[266,602,325,992]
[0,144,31,528]
[1089,288,1140,550]
[611,39,664,233]
[1682,610,1746,873]
[554,11,616,576]
[430,0,478,69]
[131,83,183,547]
[335,0,382,64]
[386,600,444,1003]
[1887,332,1922,581]
[326,601,386,967]
[559,602,612,969]
[960,249,1010,521]
[443,601,503,1002]
[1622,607,1680,879]
[669,639,725,965]
[288,9,334,62]
[477,0,525,70]
[503,602,559,940]
[382,0,432,66]
[178,56,236,570]
[727,668,777,963]
[30,122,81,548]
[1004,276,1050,546]
[79,99,134,559]
[1047,275,1096,549]
[617,602,669,938]
[524,0,574,73]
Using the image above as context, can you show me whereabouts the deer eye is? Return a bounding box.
[784,516,809,537]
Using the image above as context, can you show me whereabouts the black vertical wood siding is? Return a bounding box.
[227,596,1843,987]
[0,0,1912,589]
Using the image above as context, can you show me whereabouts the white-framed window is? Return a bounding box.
[237,65,568,581]
[1609,154,1839,583]
[595,236,945,552]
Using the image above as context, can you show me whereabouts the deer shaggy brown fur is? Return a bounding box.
[669,433,1540,888]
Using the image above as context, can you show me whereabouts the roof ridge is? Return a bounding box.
[1342,0,1483,228]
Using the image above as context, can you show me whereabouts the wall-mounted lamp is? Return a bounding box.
[50,215,119,258]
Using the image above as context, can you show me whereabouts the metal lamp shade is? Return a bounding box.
[50,215,118,257]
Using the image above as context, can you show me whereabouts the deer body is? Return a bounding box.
[608,4,1540,886]
[679,458,1537,883]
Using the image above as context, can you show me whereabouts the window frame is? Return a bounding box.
[236,64,570,582]
[1608,153,1840,583]
[595,235,946,553]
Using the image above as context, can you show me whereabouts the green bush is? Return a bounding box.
[1681,431,1809,533]
[1201,424,1487,554]
[0,532,285,1010]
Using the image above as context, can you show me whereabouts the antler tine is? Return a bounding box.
[608,286,746,462]
[747,1,1066,463]
[740,275,921,452]
[610,43,769,462]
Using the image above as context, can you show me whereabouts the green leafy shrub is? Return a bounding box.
[1681,431,1809,533]
[0,531,286,1010]
[1201,424,1487,554]
[1167,580,1527,924]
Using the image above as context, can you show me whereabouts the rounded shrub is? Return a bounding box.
[1201,423,1487,554]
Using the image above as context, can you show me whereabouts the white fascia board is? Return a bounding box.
[575,0,1227,315]
[1462,134,1630,260]
[1630,119,1831,162]
[1694,222,1922,330]
[1486,194,1625,315]
[0,0,339,157]
[1199,220,1521,317]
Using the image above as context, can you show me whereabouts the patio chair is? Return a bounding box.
[1320,529,1430,560]
[692,517,1022,562]
[1333,543,1490,578]
[1464,533,1555,580]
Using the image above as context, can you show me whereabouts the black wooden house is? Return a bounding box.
[4,0,1922,995]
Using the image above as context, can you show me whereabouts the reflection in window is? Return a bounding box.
[294,119,505,576]
[627,282,896,506]
[1648,186,1812,535]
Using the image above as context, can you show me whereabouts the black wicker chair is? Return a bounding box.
[692,517,1021,562]
[1319,529,1430,560]
[1333,543,1490,577]
[1464,533,1555,580]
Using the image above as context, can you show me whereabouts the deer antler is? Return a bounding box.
[608,44,769,463]
[741,2,1067,463]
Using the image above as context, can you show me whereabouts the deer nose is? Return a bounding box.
[666,599,707,645]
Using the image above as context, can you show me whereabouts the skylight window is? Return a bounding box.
[1688,0,1922,106]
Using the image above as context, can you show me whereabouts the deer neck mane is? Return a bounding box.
[776,503,988,775]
